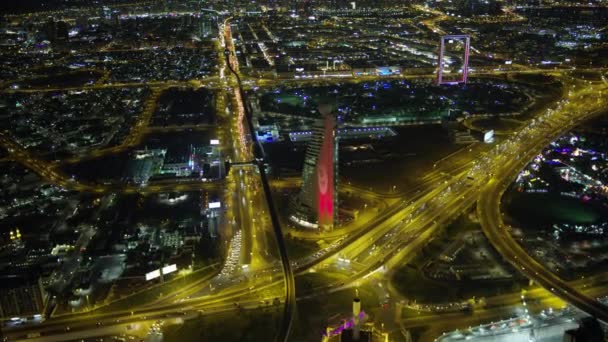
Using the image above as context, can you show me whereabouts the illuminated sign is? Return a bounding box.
[145,269,161,281]
[146,264,178,281]
[375,67,401,76]
[210,139,220,145]
[484,130,495,144]
[208,202,221,209]
[162,264,177,275]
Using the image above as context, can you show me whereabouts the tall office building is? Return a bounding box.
[290,104,338,230]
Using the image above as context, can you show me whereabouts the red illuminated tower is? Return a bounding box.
[316,103,337,230]
[290,103,338,230]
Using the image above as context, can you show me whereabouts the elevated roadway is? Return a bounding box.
[4,14,608,342]
[9,79,606,342]
[223,17,296,342]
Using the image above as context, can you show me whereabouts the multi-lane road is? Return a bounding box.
[223,17,296,342]
[5,77,608,341]
[2,12,608,341]
[478,81,608,323]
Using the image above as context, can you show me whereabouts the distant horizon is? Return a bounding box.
[0,0,128,14]
[1,0,65,13]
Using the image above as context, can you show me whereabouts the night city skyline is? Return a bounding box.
[0,1,607,342]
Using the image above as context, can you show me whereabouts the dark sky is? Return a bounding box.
[0,0,114,14]
[0,0,63,13]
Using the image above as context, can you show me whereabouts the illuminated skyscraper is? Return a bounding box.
[291,104,338,230]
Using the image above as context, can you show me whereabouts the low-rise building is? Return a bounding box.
[0,273,47,318]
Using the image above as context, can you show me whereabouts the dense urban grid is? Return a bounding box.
[0,0,607,341]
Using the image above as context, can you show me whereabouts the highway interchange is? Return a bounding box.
[1,12,608,342]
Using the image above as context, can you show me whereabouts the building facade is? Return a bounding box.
[291,106,338,230]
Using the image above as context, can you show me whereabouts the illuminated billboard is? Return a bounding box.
[145,264,178,281]
[162,264,177,275]
[208,202,221,209]
[145,269,161,281]
[484,130,495,144]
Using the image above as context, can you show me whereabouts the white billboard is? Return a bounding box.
[145,269,161,281]
[145,264,178,281]
[208,202,221,209]
[162,264,177,275]
[484,130,495,144]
